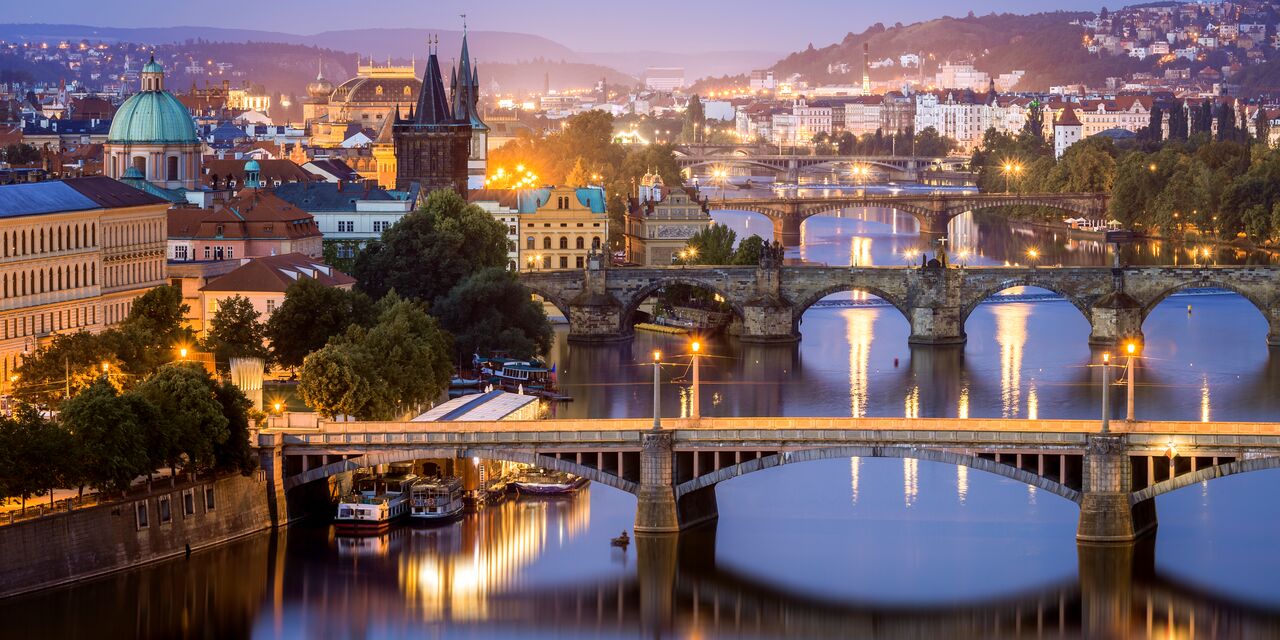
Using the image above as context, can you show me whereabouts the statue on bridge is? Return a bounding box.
[759,240,785,269]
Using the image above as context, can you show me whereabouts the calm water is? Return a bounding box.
[6,203,1280,639]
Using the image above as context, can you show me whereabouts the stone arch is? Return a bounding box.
[620,276,746,326]
[282,447,638,494]
[1138,279,1273,321]
[520,282,572,319]
[673,445,1081,504]
[959,277,1095,325]
[680,159,788,177]
[1130,456,1280,503]
[959,198,1102,221]
[790,282,912,332]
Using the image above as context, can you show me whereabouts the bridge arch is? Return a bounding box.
[791,283,912,332]
[620,276,747,327]
[1130,456,1280,504]
[960,197,1103,221]
[673,445,1081,504]
[521,282,573,319]
[283,447,639,494]
[679,159,788,176]
[1138,279,1274,321]
[959,278,1095,325]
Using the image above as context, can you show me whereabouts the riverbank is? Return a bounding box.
[0,472,275,599]
[1008,215,1279,257]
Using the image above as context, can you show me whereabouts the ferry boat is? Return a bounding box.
[335,465,418,534]
[511,468,588,495]
[409,476,466,522]
[474,354,569,400]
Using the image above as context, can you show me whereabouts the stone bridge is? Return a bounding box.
[257,416,1280,543]
[672,151,963,184]
[520,263,1280,348]
[710,192,1109,245]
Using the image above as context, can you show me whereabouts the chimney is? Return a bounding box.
[862,43,871,95]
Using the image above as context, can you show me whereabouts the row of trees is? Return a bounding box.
[0,366,255,507]
[812,126,958,157]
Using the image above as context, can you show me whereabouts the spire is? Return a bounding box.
[316,57,325,80]
[414,35,455,125]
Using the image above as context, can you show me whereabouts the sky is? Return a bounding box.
[10,0,1108,53]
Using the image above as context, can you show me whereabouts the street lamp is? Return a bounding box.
[690,341,701,420]
[1026,248,1040,266]
[651,349,662,431]
[178,346,188,360]
[1125,342,1137,422]
[1100,352,1111,433]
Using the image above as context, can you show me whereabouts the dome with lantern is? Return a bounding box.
[306,60,335,100]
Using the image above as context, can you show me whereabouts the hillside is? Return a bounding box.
[772,12,1151,91]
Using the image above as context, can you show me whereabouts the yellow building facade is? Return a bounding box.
[521,187,609,271]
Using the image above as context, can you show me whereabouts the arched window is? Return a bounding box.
[592,237,602,249]
[575,237,585,250]
[526,236,535,250]
[559,237,568,250]
[542,237,551,250]
[166,156,179,182]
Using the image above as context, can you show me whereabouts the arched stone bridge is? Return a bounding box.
[520,263,1280,347]
[711,192,1109,246]
[257,416,1280,542]
[673,152,961,185]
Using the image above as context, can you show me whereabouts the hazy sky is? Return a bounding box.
[10,0,1107,52]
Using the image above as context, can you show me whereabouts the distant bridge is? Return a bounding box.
[709,192,1110,246]
[673,151,965,182]
[258,416,1280,542]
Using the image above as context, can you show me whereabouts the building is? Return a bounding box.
[195,253,354,336]
[521,186,608,270]
[791,98,833,141]
[0,177,169,380]
[451,33,489,190]
[307,58,421,148]
[624,173,712,266]
[103,56,203,191]
[273,181,418,258]
[1054,106,1083,159]
[468,189,522,271]
[644,68,686,92]
[167,187,323,263]
[393,46,471,197]
[749,69,776,92]
[202,159,318,190]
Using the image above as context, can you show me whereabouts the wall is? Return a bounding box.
[0,472,275,599]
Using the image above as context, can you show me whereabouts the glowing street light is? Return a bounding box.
[690,341,701,420]
[1125,341,1138,422]
[1026,248,1040,265]
[651,350,663,431]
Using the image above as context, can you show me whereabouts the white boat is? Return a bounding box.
[409,476,465,522]
[335,466,418,534]
[512,468,588,495]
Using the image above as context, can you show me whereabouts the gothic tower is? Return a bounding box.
[392,40,471,196]
[452,30,489,189]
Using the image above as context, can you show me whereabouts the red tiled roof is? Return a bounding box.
[201,253,354,293]
[168,191,321,241]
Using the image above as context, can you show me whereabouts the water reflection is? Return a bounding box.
[995,303,1029,418]
[844,309,873,417]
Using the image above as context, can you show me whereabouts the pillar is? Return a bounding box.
[915,212,951,235]
[566,300,629,343]
[256,436,289,529]
[634,431,719,533]
[1268,306,1280,348]
[773,214,803,248]
[1089,292,1144,348]
[739,301,798,343]
[906,268,965,345]
[1077,435,1157,543]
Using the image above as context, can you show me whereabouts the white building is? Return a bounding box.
[1054,106,1083,159]
[644,67,685,92]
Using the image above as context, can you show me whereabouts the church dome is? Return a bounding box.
[141,57,165,75]
[108,91,200,144]
[244,159,261,172]
[307,61,335,98]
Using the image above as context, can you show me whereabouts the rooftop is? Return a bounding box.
[0,177,166,217]
[201,253,354,293]
[412,390,538,422]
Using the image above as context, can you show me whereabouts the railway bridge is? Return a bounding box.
[519,262,1280,347]
[258,416,1280,543]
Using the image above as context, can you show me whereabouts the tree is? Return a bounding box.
[1257,108,1271,147]
[136,363,230,472]
[682,94,706,144]
[353,189,509,304]
[266,279,374,369]
[564,157,592,187]
[914,126,958,156]
[1167,103,1188,141]
[434,268,553,360]
[60,379,149,494]
[1146,104,1163,142]
[115,285,195,374]
[1021,101,1045,141]
[212,381,257,474]
[683,224,738,265]
[733,235,768,265]
[203,295,269,368]
[1216,102,1238,142]
[297,341,374,419]
[14,331,123,406]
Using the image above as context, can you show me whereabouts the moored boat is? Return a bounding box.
[409,476,465,522]
[511,468,588,495]
[335,465,418,534]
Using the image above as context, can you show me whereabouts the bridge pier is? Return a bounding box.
[772,215,803,248]
[1269,309,1280,347]
[1088,292,1144,348]
[1077,435,1157,543]
[635,432,719,533]
[567,300,630,343]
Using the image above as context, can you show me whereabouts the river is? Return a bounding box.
[5,198,1279,638]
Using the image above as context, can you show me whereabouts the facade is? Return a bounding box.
[103,56,203,191]
[844,96,884,136]
[0,177,169,382]
[1054,106,1083,159]
[914,89,998,151]
[196,253,354,337]
[468,189,522,271]
[791,98,833,141]
[624,174,712,266]
[167,189,323,263]
[393,47,472,197]
[521,186,609,270]
[644,68,686,92]
[307,59,421,148]
[273,181,417,257]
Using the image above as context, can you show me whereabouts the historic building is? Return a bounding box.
[520,186,609,270]
[195,253,354,337]
[306,58,421,148]
[624,173,712,266]
[103,56,203,191]
[392,43,471,196]
[0,177,170,384]
[451,34,489,189]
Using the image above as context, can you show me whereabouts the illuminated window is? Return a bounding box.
[375,85,383,96]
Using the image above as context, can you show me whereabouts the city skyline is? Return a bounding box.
[7,0,1108,53]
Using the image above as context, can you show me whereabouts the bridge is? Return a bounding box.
[256,416,1280,544]
[709,192,1110,246]
[673,151,964,183]
[520,262,1280,347]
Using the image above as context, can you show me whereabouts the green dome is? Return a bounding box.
[244,159,261,172]
[107,90,199,145]
[142,59,165,74]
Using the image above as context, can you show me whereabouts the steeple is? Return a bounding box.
[414,35,455,125]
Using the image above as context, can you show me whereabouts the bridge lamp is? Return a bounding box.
[651,350,662,430]
[689,341,701,419]
[273,402,282,414]
[1100,352,1111,433]
[178,346,188,360]
[1025,248,1040,264]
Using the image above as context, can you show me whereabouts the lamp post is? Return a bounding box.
[690,341,701,420]
[651,350,662,431]
[1125,342,1137,422]
[1101,352,1111,433]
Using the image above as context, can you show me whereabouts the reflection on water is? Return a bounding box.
[995,303,1029,418]
[845,309,872,417]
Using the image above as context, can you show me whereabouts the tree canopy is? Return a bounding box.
[433,268,553,360]
[266,278,375,368]
[202,295,269,368]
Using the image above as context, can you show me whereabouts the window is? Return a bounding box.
[575,237,584,250]
[559,237,568,250]
[338,221,355,233]
[214,247,224,260]
[204,486,215,511]
[542,255,551,269]
[166,156,179,182]
[157,496,171,524]
[136,502,149,529]
[526,237,535,250]
[203,246,211,260]
[174,246,188,261]
[215,224,224,237]
[182,489,195,517]
[337,244,356,259]
[266,299,276,314]
[592,237,602,250]
[226,247,234,259]
[559,256,568,269]
[542,237,551,250]
[373,221,391,233]
[576,256,584,269]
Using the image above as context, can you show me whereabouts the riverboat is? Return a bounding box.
[409,476,466,522]
[511,468,588,495]
[335,465,418,534]
[474,354,569,401]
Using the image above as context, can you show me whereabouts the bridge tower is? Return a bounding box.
[567,250,629,343]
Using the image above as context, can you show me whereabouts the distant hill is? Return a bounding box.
[771,12,1151,91]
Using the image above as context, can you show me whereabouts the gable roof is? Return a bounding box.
[201,253,354,293]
